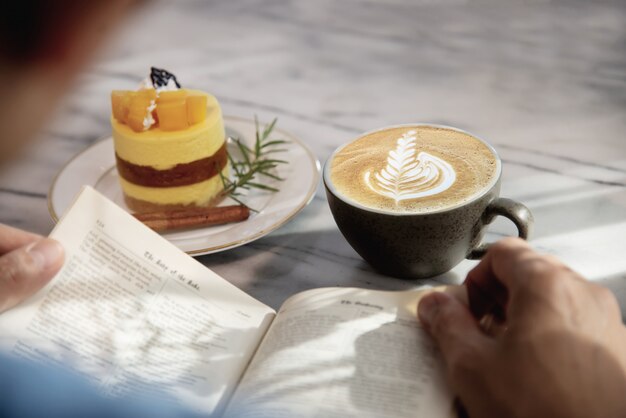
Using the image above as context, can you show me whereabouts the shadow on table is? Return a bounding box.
[201,225,466,309]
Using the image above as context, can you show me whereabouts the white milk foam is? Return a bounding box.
[363,130,456,203]
[330,126,498,214]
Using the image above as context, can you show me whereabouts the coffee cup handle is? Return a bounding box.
[467,198,534,260]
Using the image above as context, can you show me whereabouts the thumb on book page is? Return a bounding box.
[418,291,491,383]
[0,238,64,313]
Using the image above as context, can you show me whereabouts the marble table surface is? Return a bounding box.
[1,0,626,315]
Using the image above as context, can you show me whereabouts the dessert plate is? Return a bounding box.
[48,116,320,255]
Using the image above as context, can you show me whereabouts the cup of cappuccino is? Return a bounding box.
[323,124,533,279]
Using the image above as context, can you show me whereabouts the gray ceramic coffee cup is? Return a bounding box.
[323,124,534,279]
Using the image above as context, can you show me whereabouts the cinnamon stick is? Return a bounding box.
[134,205,250,232]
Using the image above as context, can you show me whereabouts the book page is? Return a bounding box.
[0,187,275,416]
[224,287,453,418]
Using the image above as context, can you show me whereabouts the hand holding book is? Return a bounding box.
[0,224,64,313]
[418,239,626,418]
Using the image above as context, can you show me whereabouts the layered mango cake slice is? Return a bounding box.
[110,68,228,213]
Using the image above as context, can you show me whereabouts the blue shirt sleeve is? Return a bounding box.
[0,354,204,418]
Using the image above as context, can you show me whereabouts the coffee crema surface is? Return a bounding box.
[330,126,498,214]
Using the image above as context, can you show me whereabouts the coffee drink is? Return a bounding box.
[324,124,533,279]
[330,125,497,214]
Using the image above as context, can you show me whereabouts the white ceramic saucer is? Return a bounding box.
[48,116,320,255]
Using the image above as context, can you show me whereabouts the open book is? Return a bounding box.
[0,187,453,417]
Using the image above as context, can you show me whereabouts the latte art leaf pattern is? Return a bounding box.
[363,130,456,203]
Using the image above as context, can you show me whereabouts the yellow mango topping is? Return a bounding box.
[111,87,209,132]
[138,88,157,101]
[127,95,153,132]
[157,89,188,103]
[186,93,207,125]
[157,100,188,131]
[111,90,134,123]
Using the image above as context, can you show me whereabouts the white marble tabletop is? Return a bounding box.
[1,0,625,315]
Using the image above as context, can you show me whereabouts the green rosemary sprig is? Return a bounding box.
[220,117,288,211]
